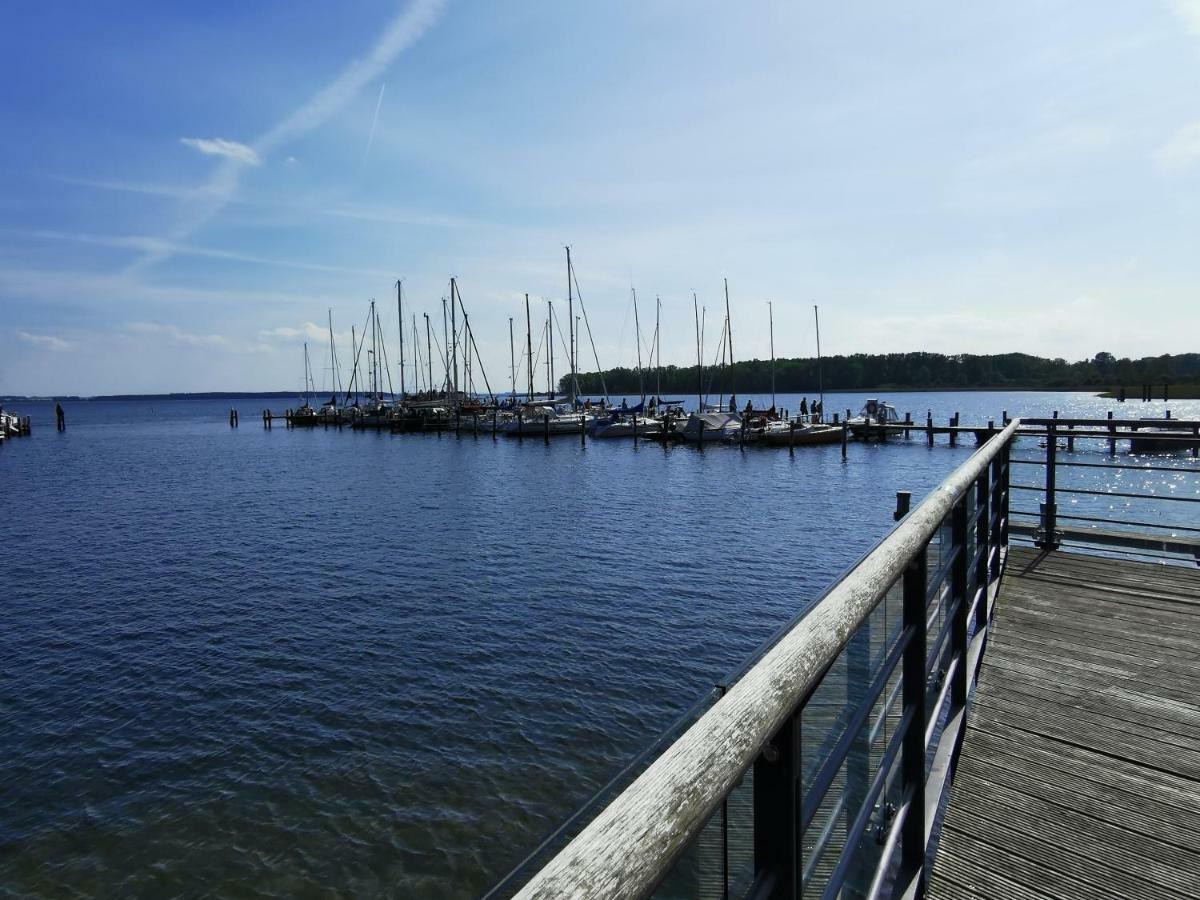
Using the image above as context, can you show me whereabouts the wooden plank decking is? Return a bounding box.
[927,546,1200,900]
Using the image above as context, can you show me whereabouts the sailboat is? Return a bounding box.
[679,283,742,443]
[291,343,320,426]
[761,303,842,447]
[593,287,663,438]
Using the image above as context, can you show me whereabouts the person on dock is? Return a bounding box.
[800,397,809,419]
[55,403,65,431]
[729,393,737,412]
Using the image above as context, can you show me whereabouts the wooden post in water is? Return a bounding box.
[948,415,956,448]
[1107,410,1116,455]
[632,411,639,445]
[517,410,523,441]
[926,412,934,447]
[1067,423,1075,453]
[894,490,911,520]
[841,422,848,458]
[904,411,912,438]
[580,410,586,447]
[544,413,550,444]
[492,410,498,440]
[789,420,796,457]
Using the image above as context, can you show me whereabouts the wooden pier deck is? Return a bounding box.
[927,546,1200,899]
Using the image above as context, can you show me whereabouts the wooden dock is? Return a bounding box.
[928,546,1200,899]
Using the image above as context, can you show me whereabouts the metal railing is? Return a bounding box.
[488,420,1018,900]
[1009,417,1200,566]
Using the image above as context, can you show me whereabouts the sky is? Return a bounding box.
[2,0,1200,395]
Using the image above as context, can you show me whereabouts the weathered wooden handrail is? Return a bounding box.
[511,418,1020,900]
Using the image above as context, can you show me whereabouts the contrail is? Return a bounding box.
[130,0,448,273]
[362,82,387,166]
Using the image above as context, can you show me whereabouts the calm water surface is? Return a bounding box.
[1,391,1196,897]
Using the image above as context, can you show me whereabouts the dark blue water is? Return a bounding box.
[1,391,1196,897]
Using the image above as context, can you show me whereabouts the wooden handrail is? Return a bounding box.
[511,419,1021,900]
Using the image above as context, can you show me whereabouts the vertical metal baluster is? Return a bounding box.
[901,544,929,892]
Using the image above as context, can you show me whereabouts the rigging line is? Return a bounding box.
[344,307,374,403]
[377,308,395,399]
[569,264,609,401]
[465,319,496,402]
[551,306,574,394]
[704,316,728,402]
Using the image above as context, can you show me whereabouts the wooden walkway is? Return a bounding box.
[927,546,1200,900]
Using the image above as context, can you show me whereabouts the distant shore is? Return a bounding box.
[6,385,1200,402]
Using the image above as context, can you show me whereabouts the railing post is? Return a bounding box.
[950,497,970,709]
[977,461,992,633]
[901,545,929,891]
[999,439,1011,552]
[1038,423,1060,549]
[753,711,800,900]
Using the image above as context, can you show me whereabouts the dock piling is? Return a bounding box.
[841,423,848,458]
[544,413,550,444]
[1107,410,1116,455]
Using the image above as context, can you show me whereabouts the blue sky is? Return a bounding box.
[3,0,1200,394]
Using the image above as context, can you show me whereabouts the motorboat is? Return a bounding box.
[848,399,902,439]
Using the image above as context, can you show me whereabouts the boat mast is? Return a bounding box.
[525,293,534,400]
[724,278,735,407]
[350,325,357,404]
[441,296,449,395]
[397,280,405,399]
[303,342,312,406]
[450,278,458,395]
[327,309,338,400]
[566,246,575,400]
[693,292,702,411]
[415,314,424,391]
[814,304,825,412]
[424,313,434,395]
[509,317,516,400]
[632,287,644,404]
[656,296,662,400]
[768,300,776,410]
[547,300,555,398]
[370,299,378,400]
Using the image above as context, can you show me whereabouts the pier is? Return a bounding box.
[484,416,1199,900]
[927,547,1200,899]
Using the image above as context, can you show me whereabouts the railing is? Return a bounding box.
[1009,417,1200,566]
[487,419,1018,900]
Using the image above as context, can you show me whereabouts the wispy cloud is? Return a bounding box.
[362,82,387,166]
[259,322,331,342]
[52,175,222,201]
[1154,120,1200,172]
[132,0,448,273]
[18,331,71,351]
[180,137,261,166]
[126,322,232,347]
[17,228,391,278]
[1167,0,1200,38]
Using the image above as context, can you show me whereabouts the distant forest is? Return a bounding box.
[561,352,1200,395]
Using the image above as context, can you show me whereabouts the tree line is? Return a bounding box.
[561,351,1200,395]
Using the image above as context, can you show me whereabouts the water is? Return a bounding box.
[1,391,1196,897]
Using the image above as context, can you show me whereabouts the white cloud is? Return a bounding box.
[1167,0,1200,38]
[126,322,232,347]
[17,331,71,351]
[1154,120,1200,172]
[285,156,300,165]
[259,322,329,342]
[180,137,262,166]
